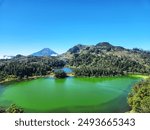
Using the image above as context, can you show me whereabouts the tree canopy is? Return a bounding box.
[128,78,150,113]
[54,70,67,78]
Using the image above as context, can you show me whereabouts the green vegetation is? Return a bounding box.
[128,78,150,113]
[0,43,150,113]
[54,70,67,78]
[0,55,65,83]
[6,104,24,113]
[0,104,23,113]
[71,52,150,76]
[74,67,123,77]
[128,74,149,80]
[1,43,150,81]
[0,107,5,113]
[62,43,150,77]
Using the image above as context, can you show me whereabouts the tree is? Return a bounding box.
[0,56,66,81]
[128,78,150,113]
[141,96,150,113]
[6,104,24,113]
[54,70,67,78]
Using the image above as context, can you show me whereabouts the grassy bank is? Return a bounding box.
[0,75,52,84]
[0,73,148,85]
[128,74,149,79]
[0,73,75,84]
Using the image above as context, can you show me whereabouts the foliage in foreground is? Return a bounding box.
[128,78,150,113]
[0,104,24,113]
[6,104,24,113]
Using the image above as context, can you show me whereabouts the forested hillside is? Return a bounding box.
[0,55,65,82]
[1,42,150,81]
[61,42,150,77]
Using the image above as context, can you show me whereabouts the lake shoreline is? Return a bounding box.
[0,75,53,85]
[0,73,148,85]
[0,73,76,85]
[0,76,143,113]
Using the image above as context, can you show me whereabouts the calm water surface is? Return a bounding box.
[0,76,141,112]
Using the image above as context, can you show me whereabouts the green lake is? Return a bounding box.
[0,76,141,113]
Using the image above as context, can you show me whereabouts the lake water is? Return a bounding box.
[54,67,73,73]
[0,76,141,113]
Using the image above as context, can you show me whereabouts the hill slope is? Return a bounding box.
[61,42,150,76]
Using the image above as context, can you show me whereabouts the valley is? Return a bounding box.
[0,42,150,113]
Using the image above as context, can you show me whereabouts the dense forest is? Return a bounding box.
[73,67,124,77]
[62,42,150,77]
[0,55,65,82]
[128,78,150,113]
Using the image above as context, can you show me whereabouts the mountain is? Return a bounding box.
[67,44,88,54]
[60,42,150,76]
[1,42,150,78]
[60,44,90,60]
[95,42,126,51]
[32,48,58,57]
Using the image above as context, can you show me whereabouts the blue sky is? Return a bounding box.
[0,0,150,57]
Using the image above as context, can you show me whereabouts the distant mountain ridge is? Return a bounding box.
[65,42,126,54]
[1,41,150,78]
[32,48,58,57]
[67,44,88,54]
[64,42,150,56]
[60,42,150,75]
